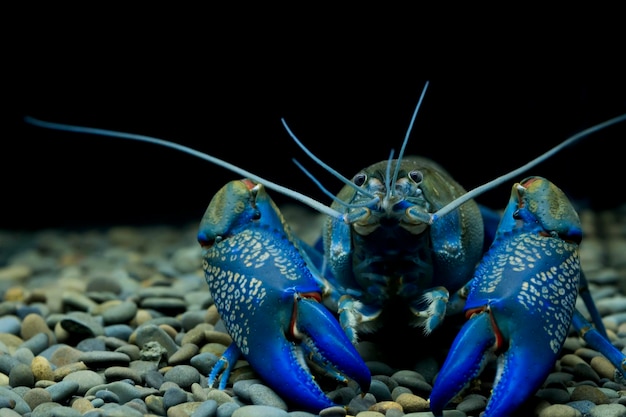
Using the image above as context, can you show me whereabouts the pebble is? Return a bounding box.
[164,364,202,390]
[9,362,34,387]
[77,350,130,368]
[0,208,624,417]
[216,401,241,417]
[20,312,54,345]
[0,315,21,334]
[21,332,50,355]
[45,379,79,402]
[104,365,143,384]
[22,387,52,410]
[62,370,106,395]
[169,342,200,365]
[30,355,54,381]
[456,393,488,414]
[247,383,288,410]
[231,405,289,417]
[589,404,626,417]
[163,385,190,409]
[134,323,180,358]
[538,404,583,417]
[189,399,218,417]
[394,392,430,412]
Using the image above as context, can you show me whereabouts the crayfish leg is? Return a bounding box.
[208,342,241,390]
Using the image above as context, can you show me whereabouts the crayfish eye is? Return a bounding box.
[408,170,423,184]
[251,209,261,221]
[353,173,367,187]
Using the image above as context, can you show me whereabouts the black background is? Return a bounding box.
[8,10,626,231]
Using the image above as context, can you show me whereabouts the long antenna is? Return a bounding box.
[429,113,626,224]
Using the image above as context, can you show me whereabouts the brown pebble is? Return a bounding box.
[0,265,33,282]
[34,380,55,388]
[354,412,384,417]
[22,387,52,409]
[145,394,165,415]
[71,397,95,413]
[394,392,429,412]
[201,342,227,357]
[90,299,122,315]
[0,333,24,354]
[167,402,203,417]
[180,323,213,345]
[538,403,582,417]
[31,356,54,381]
[204,330,232,346]
[206,388,235,405]
[158,366,173,376]
[590,355,617,380]
[191,382,208,401]
[53,362,88,381]
[104,366,142,384]
[574,347,603,361]
[569,385,610,404]
[49,345,82,367]
[559,353,586,367]
[0,265,32,281]
[21,313,54,344]
[169,343,199,365]
[369,400,403,413]
[3,285,29,301]
[159,323,178,339]
[205,305,221,325]
[133,309,153,326]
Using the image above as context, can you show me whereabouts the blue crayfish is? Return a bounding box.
[25,84,626,416]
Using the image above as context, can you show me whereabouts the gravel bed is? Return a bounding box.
[0,204,625,417]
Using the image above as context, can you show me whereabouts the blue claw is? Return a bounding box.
[430,293,572,416]
[246,295,370,411]
[199,179,370,412]
[430,177,582,417]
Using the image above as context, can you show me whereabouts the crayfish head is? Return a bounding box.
[342,158,433,237]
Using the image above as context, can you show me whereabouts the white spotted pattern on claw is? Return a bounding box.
[203,229,299,354]
[474,233,580,354]
[203,229,280,355]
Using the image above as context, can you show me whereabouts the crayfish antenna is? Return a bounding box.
[283,80,430,212]
[431,112,626,223]
[281,118,376,200]
[389,80,429,195]
[292,159,380,210]
[23,116,344,220]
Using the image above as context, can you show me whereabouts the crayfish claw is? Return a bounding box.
[431,177,583,416]
[429,310,495,415]
[236,295,370,412]
[200,179,370,413]
[297,297,371,394]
